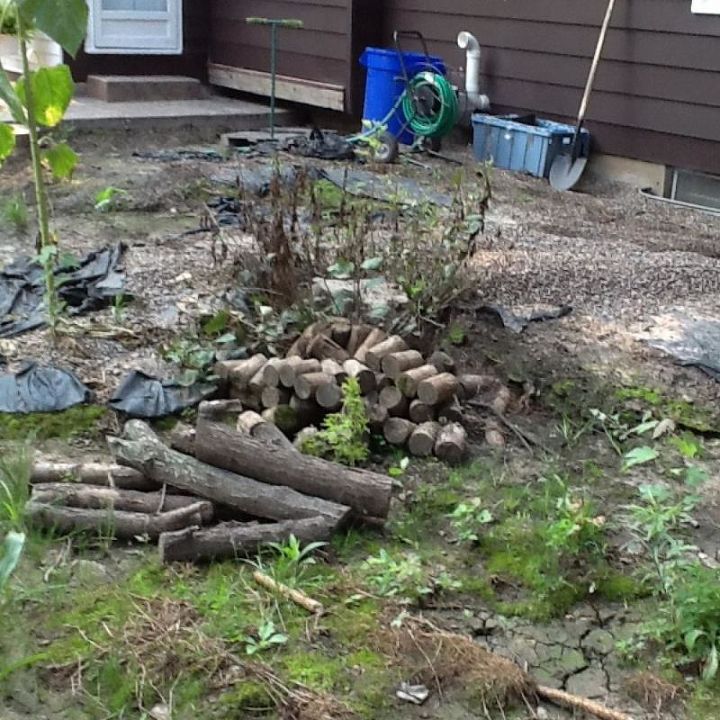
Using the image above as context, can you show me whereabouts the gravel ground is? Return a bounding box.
[0,128,717,408]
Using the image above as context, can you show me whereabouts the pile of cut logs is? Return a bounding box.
[215,322,508,463]
[27,400,393,564]
[25,323,512,564]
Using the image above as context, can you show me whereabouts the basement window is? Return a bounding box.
[669,169,720,211]
[692,0,720,14]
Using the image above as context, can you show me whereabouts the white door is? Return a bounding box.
[86,0,183,54]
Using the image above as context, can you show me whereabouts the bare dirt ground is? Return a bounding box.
[1,127,719,720]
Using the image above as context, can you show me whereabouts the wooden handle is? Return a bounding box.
[576,0,617,127]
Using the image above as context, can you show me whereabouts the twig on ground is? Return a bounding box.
[252,570,324,615]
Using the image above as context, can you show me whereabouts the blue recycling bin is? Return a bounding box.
[359,47,445,145]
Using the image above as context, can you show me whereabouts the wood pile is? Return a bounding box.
[26,323,512,564]
[28,400,393,564]
[214,321,508,464]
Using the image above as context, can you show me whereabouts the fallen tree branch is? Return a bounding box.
[110,421,350,527]
[158,517,333,564]
[31,461,158,491]
[30,483,213,523]
[252,570,324,614]
[194,418,392,519]
[538,685,633,720]
[26,500,211,540]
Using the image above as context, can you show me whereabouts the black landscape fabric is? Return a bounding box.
[0,363,92,413]
[0,244,127,337]
[110,370,217,418]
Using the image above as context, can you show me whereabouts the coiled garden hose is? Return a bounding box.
[401,71,459,139]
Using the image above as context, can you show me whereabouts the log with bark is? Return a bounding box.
[428,350,456,374]
[261,357,284,387]
[236,411,295,452]
[315,382,343,411]
[408,400,435,424]
[27,500,211,540]
[408,421,441,457]
[365,335,408,371]
[308,334,350,363]
[30,483,214,522]
[168,423,196,456]
[294,372,336,401]
[194,419,393,518]
[397,364,437,398]
[197,399,244,421]
[260,386,291,409]
[227,354,267,389]
[342,359,375,395]
[279,358,321,388]
[381,350,424,380]
[379,386,409,417]
[417,372,460,406]
[383,417,417,446]
[365,402,389,433]
[434,423,467,464]
[159,516,334,564]
[111,421,350,526]
[346,324,373,356]
[30,462,158,491]
[321,358,347,385]
[353,327,387,364]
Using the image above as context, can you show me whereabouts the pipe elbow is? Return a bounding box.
[457,30,481,57]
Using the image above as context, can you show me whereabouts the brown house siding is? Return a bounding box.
[209,0,382,113]
[382,0,720,174]
[69,0,209,81]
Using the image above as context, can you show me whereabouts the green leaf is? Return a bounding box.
[0,71,26,124]
[622,446,659,470]
[0,531,25,591]
[16,65,74,127]
[41,141,76,179]
[19,0,88,56]
[685,628,706,652]
[327,260,354,279]
[703,644,719,681]
[0,123,15,163]
[361,256,383,272]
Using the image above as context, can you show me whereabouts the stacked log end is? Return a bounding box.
[214,322,508,464]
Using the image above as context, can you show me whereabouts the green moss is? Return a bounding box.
[282,652,344,691]
[218,681,275,712]
[0,405,107,440]
[595,570,648,602]
[324,598,382,646]
[93,656,137,714]
[689,682,720,720]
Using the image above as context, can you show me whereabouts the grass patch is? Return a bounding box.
[0,405,107,440]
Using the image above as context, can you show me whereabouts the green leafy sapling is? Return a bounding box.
[0,0,88,331]
[301,377,370,466]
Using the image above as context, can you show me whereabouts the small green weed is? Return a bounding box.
[1,194,29,234]
[626,469,720,680]
[243,619,288,655]
[361,549,459,603]
[0,440,32,532]
[94,186,128,212]
[448,498,494,543]
[301,377,369,466]
[259,533,327,589]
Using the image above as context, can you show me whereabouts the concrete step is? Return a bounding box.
[86,75,208,103]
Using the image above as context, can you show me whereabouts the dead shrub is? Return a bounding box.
[382,615,533,710]
[624,671,682,714]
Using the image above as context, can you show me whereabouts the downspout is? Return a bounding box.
[457,31,490,111]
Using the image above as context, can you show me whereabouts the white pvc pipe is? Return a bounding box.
[457,31,490,111]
